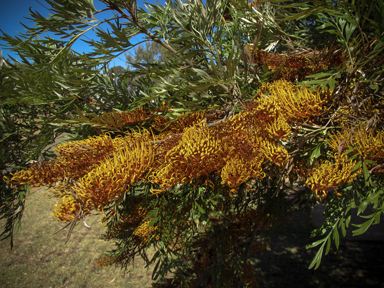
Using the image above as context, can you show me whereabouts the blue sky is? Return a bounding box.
[0,0,165,68]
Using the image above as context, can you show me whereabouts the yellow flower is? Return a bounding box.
[260,115,291,141]
[133,219,158,245]
[72,137,155,212]
[256,80,329,122]
[149,121,226,192]
[257,137,290,167]
[51,194,90,223]
[328,125,384,173]
[3,133,125,190]
[305,154,362,199]
[251,96,281,122]
[220,154,265,193]
[150,111,207,134]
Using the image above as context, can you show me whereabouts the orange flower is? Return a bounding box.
[149,121,226,192]
[305,154,361,199]
[51,194,91,223]
[72,137,155,212]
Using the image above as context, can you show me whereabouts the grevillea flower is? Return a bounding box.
[327,127,353,155]
[251,48,345,81]
[133,219,159,245]
[250,96,281,122]
[93,106,149,132]
[211,111,252,139]
[210,109,289,166]
[257,80,329,121]
[328,125,384,173]
[150,111,207,135]
[149,121,226,193]
[238,81,329,143]
[257,137,290,167]
[4,160,62,190]
[153,133,184,166]
[71,137,155,212]
[353,127,384,164]
[3,133,119,190]
[305,154,362,199]
[260,115,291,141]
[231,134,256,159]
[220,155,265,195]
[117,107,148,127]
[51,194,91,223]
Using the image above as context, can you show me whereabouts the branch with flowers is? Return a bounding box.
[1,0,384,286]
[5,77,384,283]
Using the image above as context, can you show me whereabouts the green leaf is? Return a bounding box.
[344,146,357,155]
[149,217,159,227]
[351,160,362,173]
[360,213,375,219]
[308,241,326,270]
[357,200,369,216]
[362,161,369,182]
[364,159,376,165]
[349,153,360,160]
[352,217,375,236]
[346,214,351,228]
[192,83,215,93]
[340,219,347,237]
[309,144,322,165]
[305,71,334,79]
[195,202,206,214]
[332,227,340,249]
[325,236,331,255]
[280,6,325,21]
[74,104,90,122]
[306,238,325,249]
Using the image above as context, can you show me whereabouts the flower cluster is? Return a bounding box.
[240,80,330,144]
[257,137,289,167]
[305,154,361,199]
[133,219,159,245]
[221,155,265,195]
[150,110,207,136]
[149,121,226,193]
[4,79,334,223]
[328,125,384,173]
[149,84,321,194]
[3,133,118,190]
[153,133,184,165]
[71,137,155,212]
[257,80,330,121]
[93,107,149,133]
[251,47,345,81]
[51,194,91,223]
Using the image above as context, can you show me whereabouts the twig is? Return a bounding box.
[370,164,383,174]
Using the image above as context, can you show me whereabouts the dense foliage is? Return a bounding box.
[1,0,384,287]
